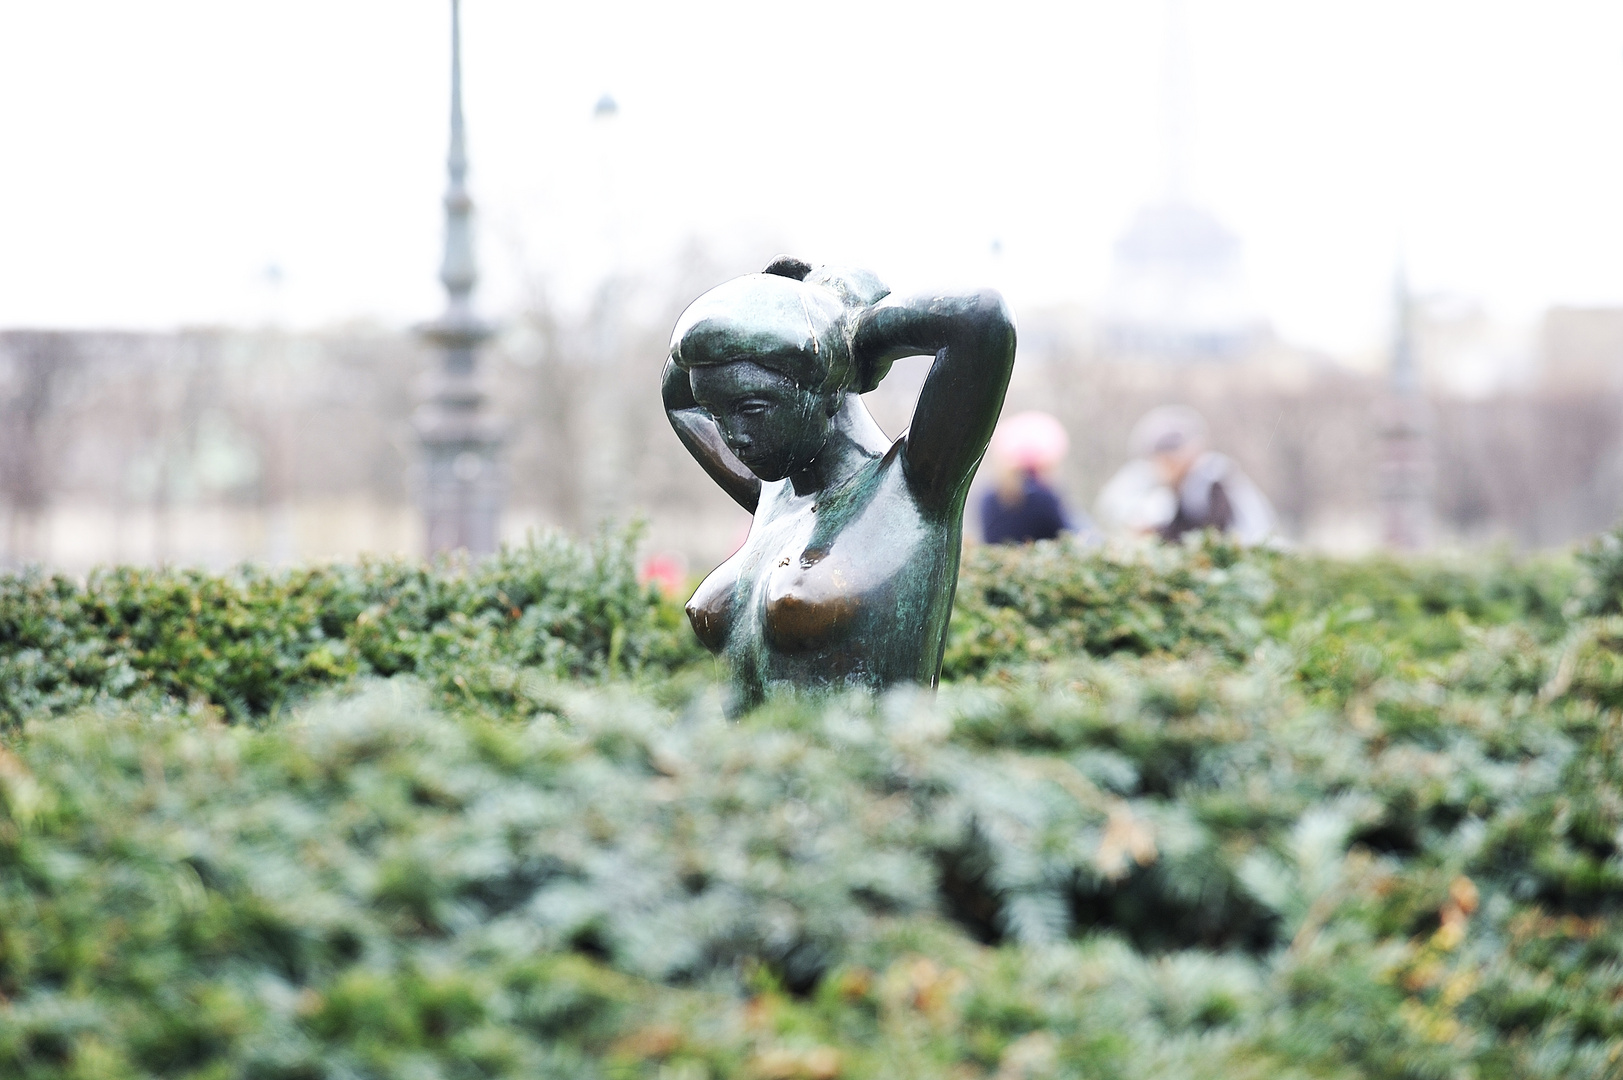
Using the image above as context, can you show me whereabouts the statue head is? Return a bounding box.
[670,257,890,482]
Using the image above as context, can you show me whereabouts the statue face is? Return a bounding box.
[688,360,834,483]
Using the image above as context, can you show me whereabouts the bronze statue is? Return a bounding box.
[662,257,1015,709]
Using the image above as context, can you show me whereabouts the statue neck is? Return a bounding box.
[790,394,889,498]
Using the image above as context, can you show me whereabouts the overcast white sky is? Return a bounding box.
[1,1,1620,354]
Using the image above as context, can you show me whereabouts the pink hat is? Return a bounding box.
[990,411,1069,472]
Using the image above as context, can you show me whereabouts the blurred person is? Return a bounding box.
[979,410,1094,544]
[1096,405,1274,544]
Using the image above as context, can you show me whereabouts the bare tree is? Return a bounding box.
[0,332,79,565]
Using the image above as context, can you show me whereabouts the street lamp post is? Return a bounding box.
[416,0,503,555]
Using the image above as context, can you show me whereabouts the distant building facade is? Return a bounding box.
[1540,306,1623,391]
[1099,200,1267,360]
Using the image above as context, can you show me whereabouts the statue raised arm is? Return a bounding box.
[662,256,1015,710]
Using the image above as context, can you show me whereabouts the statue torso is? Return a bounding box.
[686,437,963,708]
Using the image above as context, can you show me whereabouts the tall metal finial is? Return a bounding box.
[1378,262,1431,549]
[441,0,474,311]
[415,0,504,555]
[1390,263,1419,394]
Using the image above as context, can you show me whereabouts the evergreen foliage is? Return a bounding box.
[943,536,1273,675]
[0,529,699,727]
[1,528,1620,1078]
[1576,526,1623,617]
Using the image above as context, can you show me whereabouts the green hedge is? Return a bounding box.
[943,535,1274,675]
[0,530,699,727]
[2,528,1620,1079]
[4,529,1572,728]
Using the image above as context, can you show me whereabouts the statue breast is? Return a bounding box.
[761,545,864,653]
[686,446,941,675]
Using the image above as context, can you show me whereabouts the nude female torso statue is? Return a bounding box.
[662,257,1015,710]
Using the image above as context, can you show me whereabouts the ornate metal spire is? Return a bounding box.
[416,0,504,555]
[1389,264,1419,395]
[1378,264,1431,549]
[440,0,476,318]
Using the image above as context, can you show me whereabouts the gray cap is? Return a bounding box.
[1129,405,1209,457]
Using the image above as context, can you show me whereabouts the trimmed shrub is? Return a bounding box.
[944,535,1274,677]
[2,523,1619,1078]
[0,529,700,727]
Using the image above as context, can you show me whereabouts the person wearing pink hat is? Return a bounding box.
[980,411,1091,544]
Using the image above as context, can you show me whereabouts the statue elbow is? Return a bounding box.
[967,289,1017,360]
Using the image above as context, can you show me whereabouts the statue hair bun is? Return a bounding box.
[762,255,813,281]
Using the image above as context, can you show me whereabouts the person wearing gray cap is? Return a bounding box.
[1095,405,1275,544]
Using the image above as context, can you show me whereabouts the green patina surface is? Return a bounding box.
[664,260,1016,709]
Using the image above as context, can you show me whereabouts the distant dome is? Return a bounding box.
[1101,199,1265,360]
[1114,201,1239,272]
